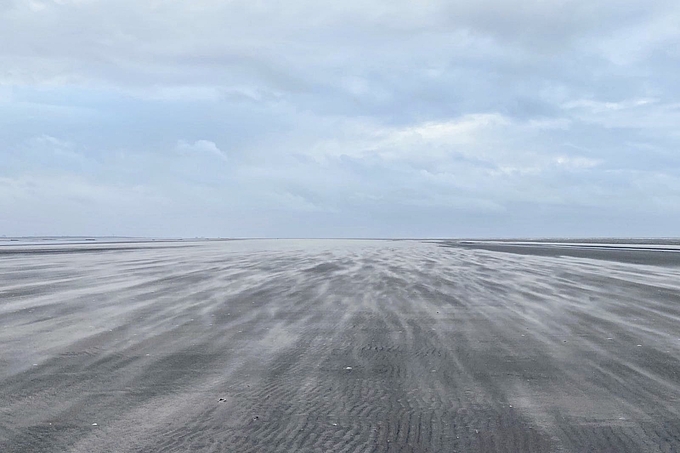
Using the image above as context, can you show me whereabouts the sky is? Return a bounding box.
[1,0,679,238]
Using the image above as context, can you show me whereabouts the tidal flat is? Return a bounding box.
[1,239,679,452]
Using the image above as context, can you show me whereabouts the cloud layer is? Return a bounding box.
[1,0,679,237]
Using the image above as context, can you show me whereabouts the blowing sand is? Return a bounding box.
[1,239,679,452]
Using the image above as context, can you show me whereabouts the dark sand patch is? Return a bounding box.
[446,240,680,266]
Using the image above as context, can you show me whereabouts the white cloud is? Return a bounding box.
[27,134,72,150]
[562,98,680,130]
[176,140,227,162]
[562,98,657,113]
[554,156,602,169]
[306,113,574,174]
[131,86,223,102]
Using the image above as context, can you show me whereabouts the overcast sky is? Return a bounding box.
[1,0,679,238]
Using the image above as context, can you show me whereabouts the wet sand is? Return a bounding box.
[1,239,680,452]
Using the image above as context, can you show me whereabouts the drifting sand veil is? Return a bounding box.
[1,239,679,452]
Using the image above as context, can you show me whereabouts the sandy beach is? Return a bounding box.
[1,239,679,452]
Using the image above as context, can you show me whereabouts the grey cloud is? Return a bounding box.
[1,0,679,237]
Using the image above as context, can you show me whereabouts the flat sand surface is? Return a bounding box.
[1,239,680,452]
